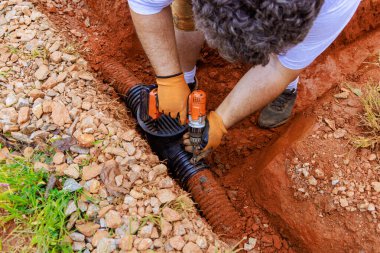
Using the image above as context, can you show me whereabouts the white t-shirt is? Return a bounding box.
[128,0,360,70]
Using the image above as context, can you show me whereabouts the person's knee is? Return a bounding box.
[128,0,173,15]
[172,0,196,31]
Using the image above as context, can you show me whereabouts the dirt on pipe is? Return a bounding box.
[187,170,244,238]
[34,0,380,251]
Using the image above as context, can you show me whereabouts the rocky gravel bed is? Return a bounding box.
[0,1,232,252]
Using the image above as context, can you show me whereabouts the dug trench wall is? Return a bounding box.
[249,3,380,253]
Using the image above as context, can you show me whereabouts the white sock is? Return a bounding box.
[184,66,196,84]
[286,76,299,90]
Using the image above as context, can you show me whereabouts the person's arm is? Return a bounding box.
[184,55,302,156]
[130,6,181,76]
[216,55,302,128]
[129,2,190,124]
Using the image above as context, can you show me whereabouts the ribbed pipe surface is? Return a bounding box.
[187,170,244,236]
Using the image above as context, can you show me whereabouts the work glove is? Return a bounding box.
[183,111,228,161]
[156,73,190,125]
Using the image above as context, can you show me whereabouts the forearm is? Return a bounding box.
[130,7,181,76]
[216,55,302,128]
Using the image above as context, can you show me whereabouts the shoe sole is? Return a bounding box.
[258,117,291,129]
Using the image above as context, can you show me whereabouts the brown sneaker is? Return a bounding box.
[258,89,297,128]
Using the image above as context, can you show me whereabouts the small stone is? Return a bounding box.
[98,205,114,218]
[120,235,134,251]
[333,128,347,139]
[50,51,62,63]
[314,169,325,179]
[30,130,49,140]
[371,182,380,192]
[105,210,122,229]
[92,230,109,247]
[124,195,137,207]
[124,142,136,156]
[157,189,176,203]
[52,101,71,126]
[23,147,34,159]
[5,93,17,107]
[64,164,80,179]
[65,200,77,216]
[368,154,377,161]
[86,204,100,219]
[173,222,186,236]
[183,242,202,253]
[81,101,92,110]
[77,134,95,148]
[34,65,49,80]
[17,107,30,125]
[332,179,339,186]
[244,243,254,251]
[121,130,136,141]
[137,238,153,251]
[69,232,85,242]
[97,238,117,253]
[32,102,43,119]
[78,71,93,81]
[115,175,123,186]
[63,178,82,192]
[78,201,88,212]
[162,207,181,222]
[53,152,65,164]
[11,132,32,144]
[0,107,18,123]
[72,241,85,251]
[339,198,349,208]
[88,179,100,193]
[196,236,207,249]
[368,203,376,212]
[70,145,90,154]
[308,176,318,186]
[62,53,77,63]
[76,222,100,237]
[334,91,349,99]
[161,220,172,236]
[82,164,102,180]
[169,236,185,250]
[29,89,45,100]
[139,223,153,238]
[84,17,91,27]
[16,97,29,109]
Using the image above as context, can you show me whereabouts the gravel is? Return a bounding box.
[0,1,231,252]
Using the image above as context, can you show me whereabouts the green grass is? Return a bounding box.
[0,156,78,252]
[353,81,380,149]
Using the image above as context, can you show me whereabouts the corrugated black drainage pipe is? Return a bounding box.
[125,84,244,238]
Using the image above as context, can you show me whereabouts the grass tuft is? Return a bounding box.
[353,81,380,149]
[0,156,78,252]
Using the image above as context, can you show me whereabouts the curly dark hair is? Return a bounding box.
[192,0,324,66]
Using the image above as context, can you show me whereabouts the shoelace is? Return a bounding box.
[270,89,296,111]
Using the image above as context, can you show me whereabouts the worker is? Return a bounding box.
[127,0,360,158]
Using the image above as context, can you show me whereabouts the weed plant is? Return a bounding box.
[353,81,380,149]
[0,156,77,252]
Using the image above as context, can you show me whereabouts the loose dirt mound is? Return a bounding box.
[33,0,380,251]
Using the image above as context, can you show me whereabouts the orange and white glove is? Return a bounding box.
[183,111,228,160]
[156,73,190,125]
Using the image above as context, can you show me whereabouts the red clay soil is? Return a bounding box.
[34,0,380,252]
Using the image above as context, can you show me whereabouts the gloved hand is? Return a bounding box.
[183,111,228,161]
[156,73,190,125]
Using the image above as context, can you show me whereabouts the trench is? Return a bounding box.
[35,0,380,251]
